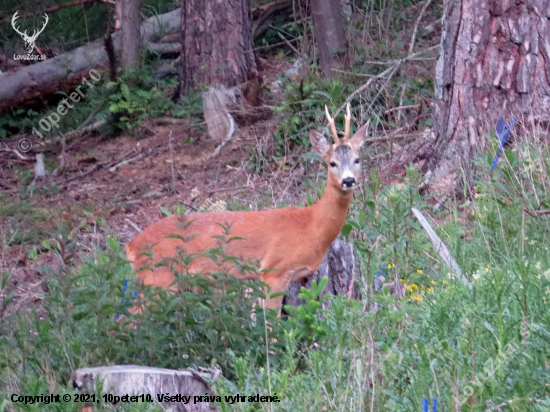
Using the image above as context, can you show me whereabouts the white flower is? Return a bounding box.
[544,270,550,280]
[535,262,542,270]
[472,271,481,281]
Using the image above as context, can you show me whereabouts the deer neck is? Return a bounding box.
[310,177,353,249]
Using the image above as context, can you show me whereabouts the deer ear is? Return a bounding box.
[349,121,369,152]
[309,130,330,157]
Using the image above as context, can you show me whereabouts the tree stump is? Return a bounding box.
[283,238,358,311]
[71,365,220,412]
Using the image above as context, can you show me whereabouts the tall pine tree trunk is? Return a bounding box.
[311,0,348,78]
[427,0,550,193]
[180,0,257,94]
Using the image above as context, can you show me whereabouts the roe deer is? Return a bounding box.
[125,104,368,315]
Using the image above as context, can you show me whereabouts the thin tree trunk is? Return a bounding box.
[311,0,347,78]
[180,0,257,93]
[427,0,550,194]
[121,0,142,70]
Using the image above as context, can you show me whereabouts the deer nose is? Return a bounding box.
[342,177,356,188]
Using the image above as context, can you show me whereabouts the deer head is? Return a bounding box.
[309,103,370,192]
[12,12,49,54]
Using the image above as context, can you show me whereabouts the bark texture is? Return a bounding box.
[283,238,358,311]
[180,0,257,94]
[428,0,550,192]
[311,0,347,78]
[72,365,219,411]
[121,0,143,70]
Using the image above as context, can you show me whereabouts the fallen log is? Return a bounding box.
[0,9,181,113]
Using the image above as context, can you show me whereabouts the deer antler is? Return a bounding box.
[325,105,340,144]
[32,13,49,40]
[11,11,28,39]
[344,102,351,141]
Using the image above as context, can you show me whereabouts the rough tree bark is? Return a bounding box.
[180,0,257,94]
[121,0,143,70]
[283,238,359,311]
[427,0,550,194]
[72,365,220,411]
[311,0,348,78]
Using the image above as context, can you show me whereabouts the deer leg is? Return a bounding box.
[261,271,289,317]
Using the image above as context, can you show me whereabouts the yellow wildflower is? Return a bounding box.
[415,295,423,302]
[411,283,418,291]
[442,280,448,285]
[484,264,490,272]
[417,269,423,274]
[387,263,392,269]
[430,280,436,285]
[427,287,434,293]
[399,279,404,283]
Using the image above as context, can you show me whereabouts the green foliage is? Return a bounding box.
[106,75,174,131]
[0,109,39,139]
[284,277,329,346]
[273,76,349,157]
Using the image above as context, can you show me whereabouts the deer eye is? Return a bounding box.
[354,158,360,164]
[330,162,337,168]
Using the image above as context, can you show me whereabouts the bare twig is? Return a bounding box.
[408,0,433,55]
[109,153,144,174]
[524,208,550,217]
[384,104,421,115]
[38,119,107,147]
[412,207,469,287]
[335,44,439,116]
[276,32,306,58]
[124,218,142,233]
[0,147,32,161]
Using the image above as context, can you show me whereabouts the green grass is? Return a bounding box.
[1,136,550,411]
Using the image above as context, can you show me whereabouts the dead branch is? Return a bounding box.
[384,104,421,114]
[524,208,550,217]
[124,218,142,233]
[0,147,32,161]
[408,0,433,55]
[253,36,300,52]
[109,153,144,173]
[148,116,189,125]
[335,45,439,116]
[252,0,291,38]
[38,120,107,147]
[276,32,306,58]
